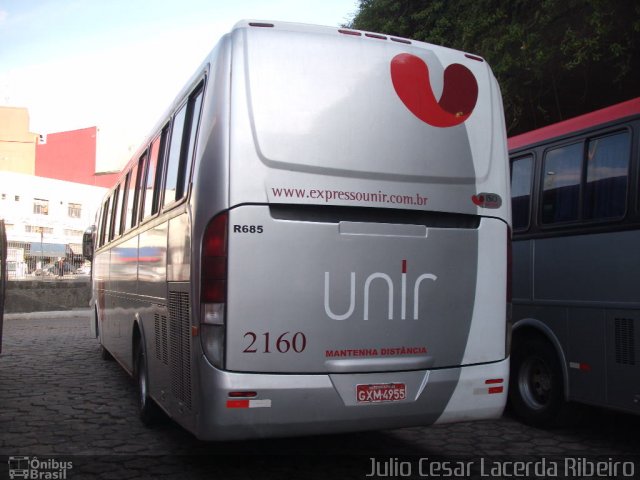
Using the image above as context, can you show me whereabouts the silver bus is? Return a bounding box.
[84,20,511,440]
[508,97,640,426]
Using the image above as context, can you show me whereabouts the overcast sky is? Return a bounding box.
[0,0,358,171]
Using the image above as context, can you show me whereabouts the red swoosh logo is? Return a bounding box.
[391,53,478,127]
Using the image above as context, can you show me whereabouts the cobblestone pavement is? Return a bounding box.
[0,314,639,479]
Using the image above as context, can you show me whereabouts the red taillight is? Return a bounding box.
[485,378,504,385]
[486,379,504,394]
[202,212,228,303]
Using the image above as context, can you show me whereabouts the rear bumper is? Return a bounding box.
[194,356,508,441]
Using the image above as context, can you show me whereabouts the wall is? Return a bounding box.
[36,127,119,188]
[5,279,91,313]
[0,107,38,175]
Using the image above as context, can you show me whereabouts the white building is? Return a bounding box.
[0,171,107,275]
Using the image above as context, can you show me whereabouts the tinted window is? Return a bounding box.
[126,162,140,229]
[119,172,131,234]
[163,103,188,207]
[584,131,630,220]
[110,186,121,241]
[100,197,112,247]
[541,143,582,224]
[96,202,105,247]
[143,136,163,220]
[136,152,149,224]
[163,84,204,207]
[181,89,204,197]
[510,155,533,231]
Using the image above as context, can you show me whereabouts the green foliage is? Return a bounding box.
[348,0,640,134]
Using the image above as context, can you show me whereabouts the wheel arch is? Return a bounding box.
[132,313,145,375]
[512,318,570,401]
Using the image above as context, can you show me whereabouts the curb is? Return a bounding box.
[3,309,92,320]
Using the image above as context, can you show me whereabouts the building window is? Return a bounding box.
[64,229,84,237]
[33,198,49,215]
[15,195,20,201]
[68,202,82,218]
[26,225,53,234]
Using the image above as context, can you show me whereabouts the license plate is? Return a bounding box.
[356,383,406,403]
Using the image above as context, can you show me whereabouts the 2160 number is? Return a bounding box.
[243,331,307,353]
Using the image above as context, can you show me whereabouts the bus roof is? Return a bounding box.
[508,97,640,151]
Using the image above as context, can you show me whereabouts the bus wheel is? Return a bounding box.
[509,336,565,427]
[135,343,162,425]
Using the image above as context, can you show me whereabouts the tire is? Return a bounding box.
[94,307,100,339]
[135,342,162,426]
[509,335,565,427]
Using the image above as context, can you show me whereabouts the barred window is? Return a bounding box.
[33,198,49,215]
[68,203,82,218]
[26,225,53,234]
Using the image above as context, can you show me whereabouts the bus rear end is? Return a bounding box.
[195,21,510,440]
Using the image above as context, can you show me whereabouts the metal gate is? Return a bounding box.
[0,219,7,354]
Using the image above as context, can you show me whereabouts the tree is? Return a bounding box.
[347,0,640,134]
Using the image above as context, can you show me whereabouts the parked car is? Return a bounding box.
[75,264,91,275]
[34,262,75,276]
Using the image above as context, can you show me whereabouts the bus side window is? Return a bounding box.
[136,152,149,224]
[110,186,121,241]
[153,126,169,214]
[163,84,204,208]
[181,88,204,198]
[95,204,104,249]
[100,196,112,247]
[119,172,131,235]
[126,162,140,230]
[143,128,169,219]
[584,131,630,220]
[510,155,533,231]
[163,103,188,207]
[541,143,582,224]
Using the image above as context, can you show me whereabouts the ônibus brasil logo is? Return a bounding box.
[324,260,437,321]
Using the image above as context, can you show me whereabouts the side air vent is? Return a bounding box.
[154,314,169,365]
[615,318,635,366]
[169,291,192,410]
